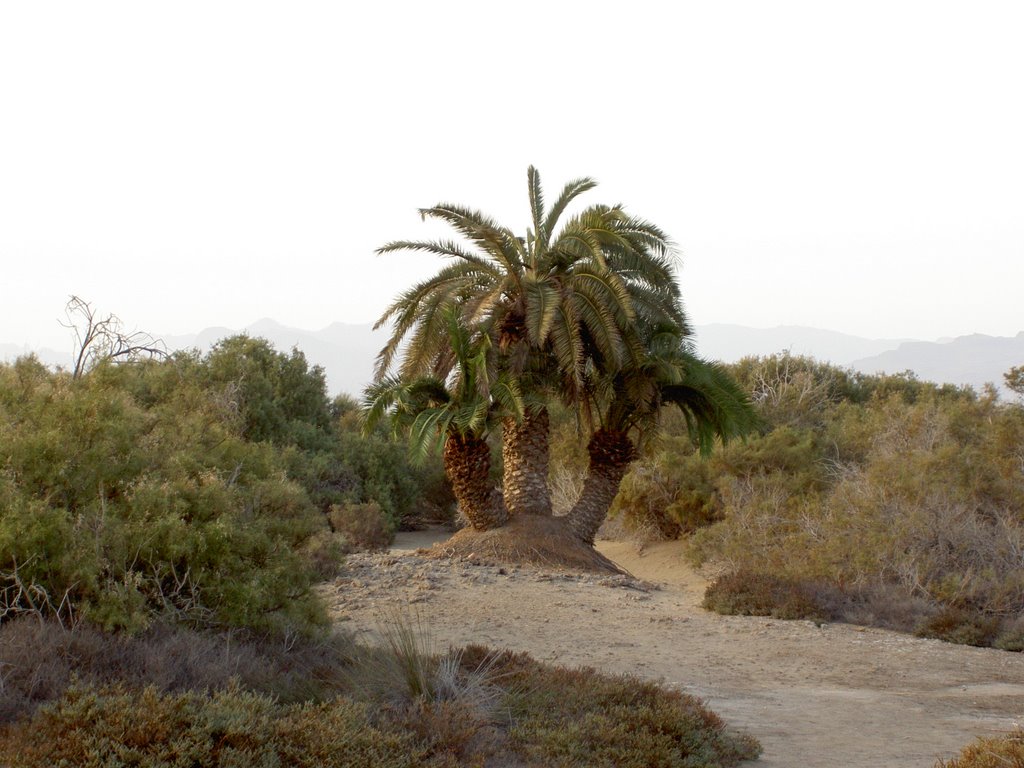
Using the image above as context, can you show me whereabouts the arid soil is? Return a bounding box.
[321,530,1024,768]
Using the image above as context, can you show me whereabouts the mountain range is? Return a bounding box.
[4,321,1023,398]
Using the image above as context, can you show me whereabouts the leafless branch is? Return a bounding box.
[60,295,167,379]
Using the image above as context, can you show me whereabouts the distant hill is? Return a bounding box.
[0,343,68,369]
[693,324,909,365]
[5,322,1023,397]
[851,332,1024,393]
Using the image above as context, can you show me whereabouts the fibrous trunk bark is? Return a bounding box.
[443,433,508,531]
[502,407,552,516]
[565,428,636,544]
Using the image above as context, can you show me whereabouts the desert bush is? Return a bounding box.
[0,355,332,634]
[689,382,1024,648]
[611,443,714,539]
[701,570,838,622]
[459,646,760,768]
[329,501,394,552]
[0,683,422,768]
[0,615,759,768]
[938,730,1024,768]
[0,337,458,635]
[915,608,1002,647]
[994,616,1024,652]
[334,428,444,528]
[343,614,504,765]
[0,617,358,723]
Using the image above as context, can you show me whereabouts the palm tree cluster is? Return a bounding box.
[365,167,755,550]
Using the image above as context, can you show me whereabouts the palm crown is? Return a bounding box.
[363,305,522,461]
[374,167,687,407]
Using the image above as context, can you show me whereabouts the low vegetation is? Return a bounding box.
[0,337,758,765]
[938,730,1024,768]
[604,353,1024,650]
[0,617,759,768]
[0,341,448,634]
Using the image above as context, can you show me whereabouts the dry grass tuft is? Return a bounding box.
[938,730,1024,767]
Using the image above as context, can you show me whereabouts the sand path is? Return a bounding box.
[321,530,1024,767]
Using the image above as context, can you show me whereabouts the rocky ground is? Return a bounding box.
[320,531,1024,768]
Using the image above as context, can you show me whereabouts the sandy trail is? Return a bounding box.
[322,530,1024,768]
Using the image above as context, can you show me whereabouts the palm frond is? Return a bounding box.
[527,166,546,256]
[376,239,502,273]
[543,176,598,249]
[523,273,559,345]
[420,205,525,276]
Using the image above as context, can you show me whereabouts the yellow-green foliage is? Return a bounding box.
[680,355,1024,647]
[938,730,1024,768]
[0,339,452,634]
[0,354,328,634]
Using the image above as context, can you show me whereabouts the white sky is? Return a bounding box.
[2,1,1022,352]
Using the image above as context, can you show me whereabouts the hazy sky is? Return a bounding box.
[2,1,1022,353]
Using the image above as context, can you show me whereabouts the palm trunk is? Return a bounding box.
[565,428,636,544]
[443,433,508,531]
[502,407,552,516]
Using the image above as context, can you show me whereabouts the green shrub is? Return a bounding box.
[0,356,329,634]
[611,444,716,539]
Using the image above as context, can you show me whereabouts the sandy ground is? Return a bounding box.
[322,530,1024,768]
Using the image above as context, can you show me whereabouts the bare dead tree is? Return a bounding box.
[60,295,168,379]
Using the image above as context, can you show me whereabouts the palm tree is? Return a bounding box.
[565,324,758,543]
[364,307,521,530]
[373,167,684,518]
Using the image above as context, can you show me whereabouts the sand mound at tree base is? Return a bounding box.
[423,514,625,574]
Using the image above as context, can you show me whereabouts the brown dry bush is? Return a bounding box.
[701,570,839,622]
[994,616,1024,652]
[916,607,1002,647]
[690,389,1024,649]
[938,730,1024,768]
[0,623,760,768]
[329,501,394,552]
[0,684,422,768]
[459,645,760,768]
[0,617,356,724]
